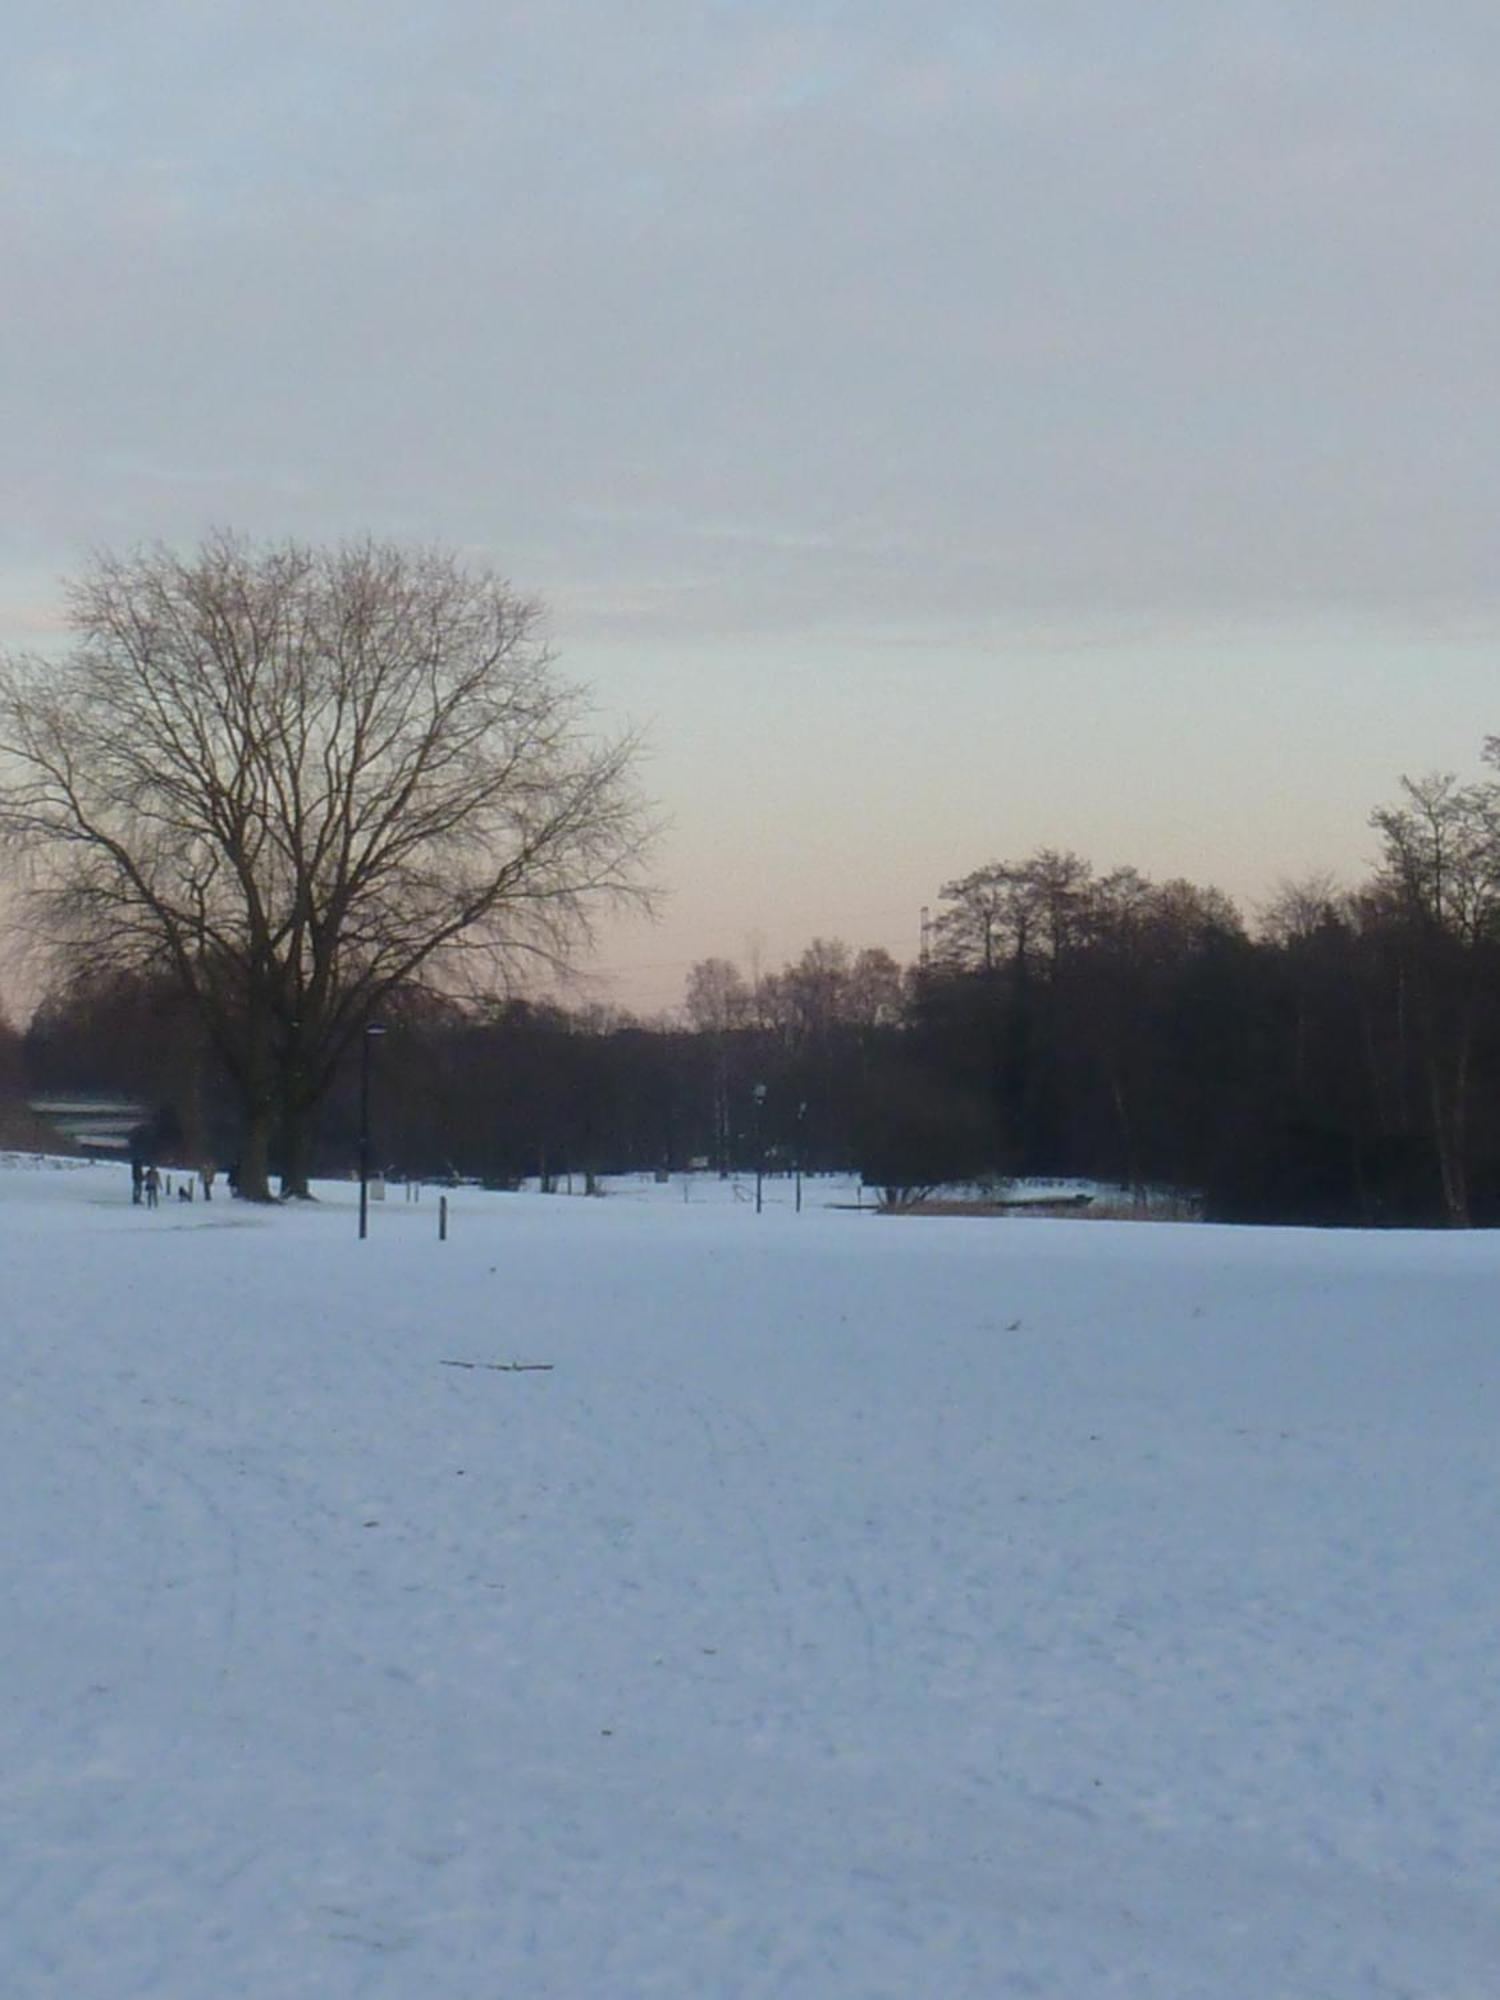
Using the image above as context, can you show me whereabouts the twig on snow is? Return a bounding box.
[440,1359,554,1372]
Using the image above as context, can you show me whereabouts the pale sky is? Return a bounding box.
[3,1,1498,1014]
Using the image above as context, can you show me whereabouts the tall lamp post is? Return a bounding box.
[752,1081,767,1214]
[358,1023,387,1240]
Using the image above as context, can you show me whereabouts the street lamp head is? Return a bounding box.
[364,1022,387,1039]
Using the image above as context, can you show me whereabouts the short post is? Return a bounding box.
[752,1081,767,1215]
[439,1194,448,1242]
[358,1021,387,1241]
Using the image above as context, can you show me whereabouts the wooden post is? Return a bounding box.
[439,1195,448,1242]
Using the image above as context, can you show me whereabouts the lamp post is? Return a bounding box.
[752,1081,767,1214]
[358,1023,387,1240]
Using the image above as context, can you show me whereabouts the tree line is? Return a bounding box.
[4,532,1499,1225]
[13,757,1500,1227]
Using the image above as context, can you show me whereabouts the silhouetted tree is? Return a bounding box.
[1369,770,1500,1224]
[0,534,652,1198]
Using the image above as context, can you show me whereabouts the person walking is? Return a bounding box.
[144,1165,161,1210]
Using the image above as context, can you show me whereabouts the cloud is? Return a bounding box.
[2,0,1497,644]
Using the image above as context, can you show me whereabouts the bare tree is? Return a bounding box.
[930,862,1012,973]
[0,534,653,1199]
[772,938,853,1048]
[846,946,905,1031]
[681,957,754,1175]
[1370,770,1500,1224]
[682,956,753,1036]
[932,849,1095,978]
[1257,873,1347,948]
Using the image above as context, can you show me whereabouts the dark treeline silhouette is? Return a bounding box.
[15,751,1500,1225]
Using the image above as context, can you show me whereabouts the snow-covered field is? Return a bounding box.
[3,1158,1498,1998]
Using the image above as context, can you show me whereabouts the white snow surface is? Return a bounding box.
[3,1159,1498,1998]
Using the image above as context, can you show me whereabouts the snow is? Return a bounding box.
[3,1157,1498,1998]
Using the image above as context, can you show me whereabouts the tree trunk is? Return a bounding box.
[1428,1058,1472,1227]
[278,1103,315,1200]
[236,1101,275,1203]
[1109,1072,1142,1204]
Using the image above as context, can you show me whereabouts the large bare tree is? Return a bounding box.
[0,534,652,1199]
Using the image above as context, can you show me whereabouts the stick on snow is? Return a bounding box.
[440,1360,554,1372]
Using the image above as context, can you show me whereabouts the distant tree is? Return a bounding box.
[927,851,1096,1171]
[845,946,906,1030]
[1368,770,1500,1223]
[0,997,22,1104]
[930,862,1012,973]
[932,849,1093,976]
[1257,873,1347,949]
[682,957,752,1036]
[854,1055,992,1208]
[771,938,853,1047]
[0,534,652,1199]
[682,956,756,1171]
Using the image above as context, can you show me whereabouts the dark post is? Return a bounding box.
[795,1099,808,1213]
[358,1022,387,1240]
[439,1194,448,1242]
[753,1081,767,1215]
